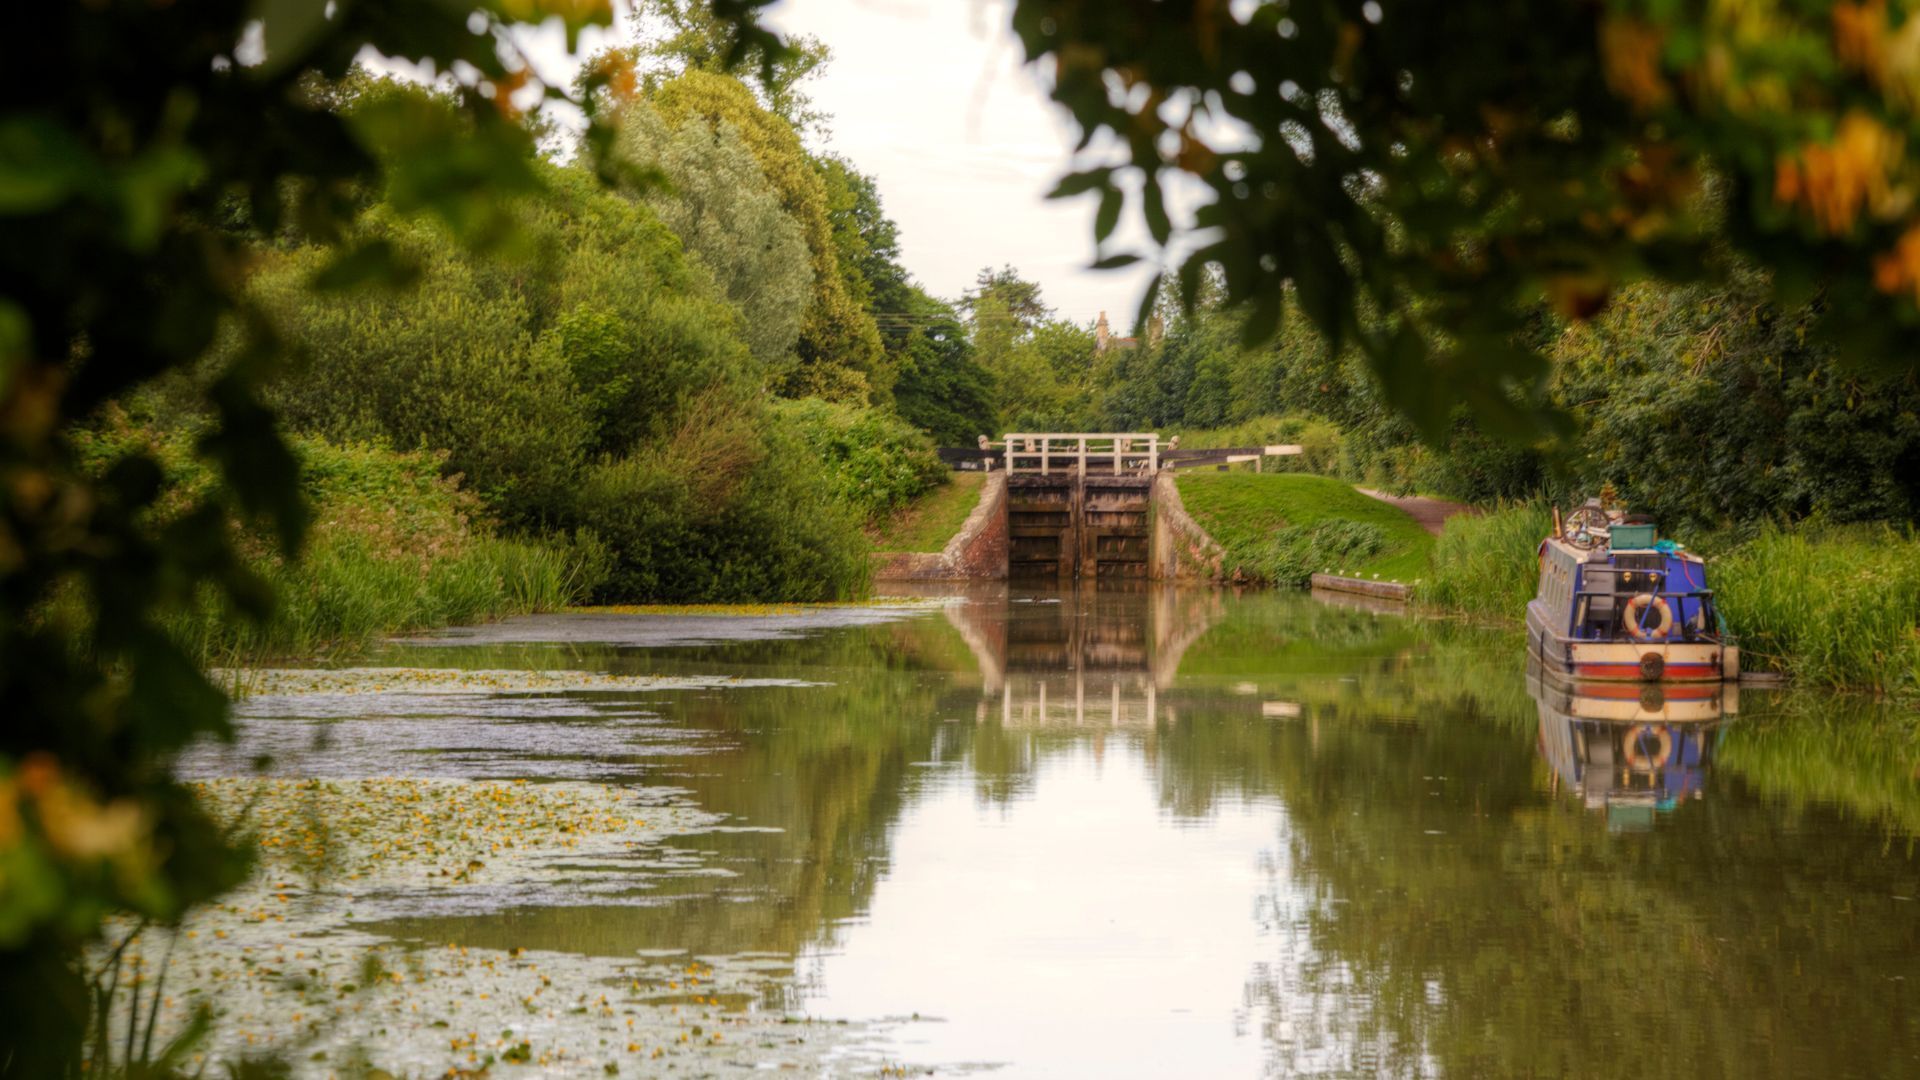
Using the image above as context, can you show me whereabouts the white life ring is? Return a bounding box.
[1623,594,1673,640]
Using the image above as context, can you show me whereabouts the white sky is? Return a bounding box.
[508,0,1166,328]
[762,0,1160,326]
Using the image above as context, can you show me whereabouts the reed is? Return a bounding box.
[167,531,590,665]
[1419,502,1552,620]
[1712,524,1920,695]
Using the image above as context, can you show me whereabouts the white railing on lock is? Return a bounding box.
[1000,434,1160,475]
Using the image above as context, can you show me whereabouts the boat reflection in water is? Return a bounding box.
[1527,658,1738,830]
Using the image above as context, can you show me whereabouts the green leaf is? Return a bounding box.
[1092,253,1142,270]
[1239,291,1282,347]
[1133,271,1164,338]
[1046,168,1114,200]
[0,117,95,214]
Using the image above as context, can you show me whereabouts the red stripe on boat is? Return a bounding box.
[1574,662,1719,681]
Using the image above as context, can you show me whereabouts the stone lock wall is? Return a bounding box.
[872,473,1009,581]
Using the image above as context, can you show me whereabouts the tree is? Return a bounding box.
[642,70,887,402]
[1012,1,1920,440]
[890,286,998,444]
[633,0,833,136]
[615,104,814,373]
[815,159,997,442]
[962,265,1050,335]
[963,268,1097,429]
[0,1,785,1070]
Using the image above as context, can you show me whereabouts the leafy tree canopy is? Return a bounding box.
[615,103,814,373]
[1013,0,1920,440]
[0,1,784,1069]
[636,69,888,402]
[632,0,834,136]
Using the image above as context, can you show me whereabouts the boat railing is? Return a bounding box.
[1571,587,1723,644]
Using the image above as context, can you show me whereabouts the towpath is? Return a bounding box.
[1354,487,1475,536]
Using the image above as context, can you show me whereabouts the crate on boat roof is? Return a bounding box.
[1609,523,1657,549]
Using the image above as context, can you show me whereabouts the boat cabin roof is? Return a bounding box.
[1541,535,1704,564]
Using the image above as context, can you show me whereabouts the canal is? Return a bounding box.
[162,586,1920,1077]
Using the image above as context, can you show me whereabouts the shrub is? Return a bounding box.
[569,406,872,603]
[114,434,600,662]
[254,219,593,524]
[773,397,946,521]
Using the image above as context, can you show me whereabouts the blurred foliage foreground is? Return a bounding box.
[0,1,785,1072]
[1014,0,1920,442]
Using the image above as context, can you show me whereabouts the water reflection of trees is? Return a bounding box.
[384,592,1920,1076]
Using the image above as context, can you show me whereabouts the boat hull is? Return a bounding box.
[1527,603,1732,682]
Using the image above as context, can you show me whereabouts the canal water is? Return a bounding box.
[183,586,1920,1077]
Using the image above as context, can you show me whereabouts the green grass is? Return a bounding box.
[1712,524,1920,695]
[1175,472,1434,586]
[868,472,986,552]
[168,531,592,664]
[1421,502,1553,621]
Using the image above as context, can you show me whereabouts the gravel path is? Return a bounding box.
[1355,487,1476,536]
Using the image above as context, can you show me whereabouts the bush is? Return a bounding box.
[253,224,593,524]
[100,433,602,662]
[569,405,872,603]
[1421,502,1553,620]
[773,397,947,520]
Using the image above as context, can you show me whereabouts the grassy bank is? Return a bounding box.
[1422,504,1920,697]
[1175,472,1434,586]
[192,440,595,662]
[868,472,986,552]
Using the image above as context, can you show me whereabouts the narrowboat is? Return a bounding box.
[1526,500,1738,683]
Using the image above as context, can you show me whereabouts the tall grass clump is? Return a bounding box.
[1420,502,1552,619]
[175,533,590,663]
[1713,525,1920,695]
[74,417,596,663]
